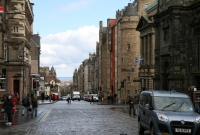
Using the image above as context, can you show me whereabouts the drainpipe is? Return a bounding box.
[22,46,25,98]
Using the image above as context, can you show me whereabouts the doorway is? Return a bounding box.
[13,80,20,101]
[196,76,200,90]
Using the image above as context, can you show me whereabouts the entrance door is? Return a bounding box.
[196,76,200,90]
[13,80,20,101]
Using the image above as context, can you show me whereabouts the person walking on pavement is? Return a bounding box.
[4,95,14,126]
[31,97,38,117]
[129,95,136,116]
[41,92,45,102]
[21,94,30,116]
[90,95,94,104]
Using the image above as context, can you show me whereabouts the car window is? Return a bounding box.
[154,96,194,112]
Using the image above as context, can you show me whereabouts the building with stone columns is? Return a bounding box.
[136,1,157,91]
[0,0,34,101]
[153,0,200,93]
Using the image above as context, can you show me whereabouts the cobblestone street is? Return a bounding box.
[0,101,150,135]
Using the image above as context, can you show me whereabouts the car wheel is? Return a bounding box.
[150,125,155,135]
[138,120,145,134]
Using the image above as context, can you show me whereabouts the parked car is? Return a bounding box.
[93,94,98,102]
[62,96,68,100]
[84,94,90,101]
[138,90,200,135]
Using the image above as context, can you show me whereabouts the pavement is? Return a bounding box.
[0,100,138,127]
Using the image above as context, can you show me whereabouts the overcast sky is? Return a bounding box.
[31,0,132,77]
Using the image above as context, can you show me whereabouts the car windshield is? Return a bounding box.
[153,96,194,112]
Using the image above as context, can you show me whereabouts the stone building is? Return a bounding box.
[153,0,200,92]
[77,64,84,97]
[82,59,89,94]
[40,66,61,97]
[73,69,78,92]
[30,34,40,74]
[0,0,34,101]
[136,1,157,91]
[114,0,156,101]
[107,19,116,97]
[98,21,108,98]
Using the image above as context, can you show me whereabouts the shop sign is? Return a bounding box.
[121,68,134,72]
[0,6,4,13]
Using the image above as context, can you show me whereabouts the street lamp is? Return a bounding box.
[123,79,127,113]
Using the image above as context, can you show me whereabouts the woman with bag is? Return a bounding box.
[4,95,14,126]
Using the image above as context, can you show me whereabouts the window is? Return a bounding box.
[4,44,7,61]
[0,69,6,90]
[13,27,18,33]
[21,4,24,10]
[127,76,130,82]
[127,44,130,50]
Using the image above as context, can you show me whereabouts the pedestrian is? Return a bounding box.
[67,94,70,104]
[1,95,6,113]
[14,91,19,102]
[107,94,110,104]
[129,95,136,116]
[110,95,114,104]
[90,95,94,104]
[41,92,45,102]
[4,95,14,126]
[31,97,38,117]
[21,94,30,116]
[12,94,18,113]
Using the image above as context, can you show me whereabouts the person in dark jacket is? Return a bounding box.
[4,95,14,126]
[31,97,38,117]
[1,95,7,114]
[128,95,136,116]
[41,92,45,102]
[22,94,30,116]
[90,95,94,104]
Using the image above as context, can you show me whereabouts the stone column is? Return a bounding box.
[144,35,147,63]
[151,33,155,66]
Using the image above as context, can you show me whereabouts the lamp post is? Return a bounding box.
[123,79,126,112]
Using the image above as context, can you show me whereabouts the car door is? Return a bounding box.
[140,94,149,129]
[144,95,153,130]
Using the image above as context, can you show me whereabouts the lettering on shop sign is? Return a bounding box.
[121,68,134,72]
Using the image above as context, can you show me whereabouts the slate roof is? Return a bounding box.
[123,2,138,16]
